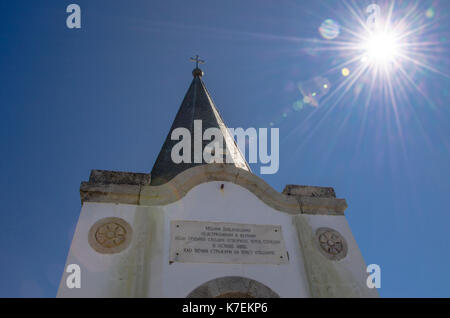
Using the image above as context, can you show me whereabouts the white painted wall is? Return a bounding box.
[301,213,372,291]
[159,181,309,298]
[58,181,369,298]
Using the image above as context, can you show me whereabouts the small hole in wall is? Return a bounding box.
[220,184,224,190]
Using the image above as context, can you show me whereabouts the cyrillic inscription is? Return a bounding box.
[169,220,289,265]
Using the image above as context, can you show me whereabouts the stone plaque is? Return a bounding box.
[169,220,289,265]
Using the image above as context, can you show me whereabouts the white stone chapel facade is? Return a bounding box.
[57,65,378,298]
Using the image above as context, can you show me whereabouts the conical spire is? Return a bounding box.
[150,64,250,185]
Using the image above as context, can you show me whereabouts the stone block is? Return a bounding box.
[282,185,336,198]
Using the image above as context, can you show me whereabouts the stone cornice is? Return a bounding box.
[80,164,347,215]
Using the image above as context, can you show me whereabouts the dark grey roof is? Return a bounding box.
[150,69,251,185]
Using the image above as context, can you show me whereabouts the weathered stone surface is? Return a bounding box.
[89,170,151,186]
[187,276,280,298]
[299,197,347,215]
[141,164,303,214]
[261,186,300,213]
[283,185,336,198]
[80,182,141,205]
[81,164,347,216]
[293,215,379,298]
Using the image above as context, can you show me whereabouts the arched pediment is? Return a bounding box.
[80,164,347,215]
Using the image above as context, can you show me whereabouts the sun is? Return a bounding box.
[291,1,446,114]
[362,30,401,64]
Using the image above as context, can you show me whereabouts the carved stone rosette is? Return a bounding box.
[88,217,132,254]
[315,227,348,260]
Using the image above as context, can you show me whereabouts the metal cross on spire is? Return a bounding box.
[190,55,205,68]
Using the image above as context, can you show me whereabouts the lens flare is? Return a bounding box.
[425,8,435,19]
[319,19,341,40]
[286,1,447,162]
[292,100,304,111]
[299,0,447,112]
[341,68,350,76]
[298,76,331,107]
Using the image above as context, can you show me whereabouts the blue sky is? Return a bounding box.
[0,0,449,297]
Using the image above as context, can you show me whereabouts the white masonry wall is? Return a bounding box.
[57,181,371,297]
